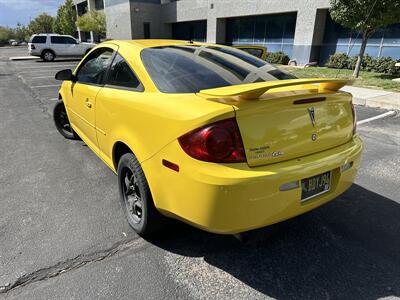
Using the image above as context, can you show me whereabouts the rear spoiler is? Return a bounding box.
[198,78,352,100]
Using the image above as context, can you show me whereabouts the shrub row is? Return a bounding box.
[325,53,400,75]
[265,51,290,65]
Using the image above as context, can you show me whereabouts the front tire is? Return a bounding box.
[118,153,166,235]
[42,50,55,62]
[53,101,79,140]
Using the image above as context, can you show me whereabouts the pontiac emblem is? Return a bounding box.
[308,107,316,127]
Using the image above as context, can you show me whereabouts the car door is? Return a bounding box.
[50,36,65,56]
[68,47,115,150]
[95,53,144,162]
[64,36,81,56]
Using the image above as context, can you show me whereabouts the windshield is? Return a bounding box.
[141,45,296,93]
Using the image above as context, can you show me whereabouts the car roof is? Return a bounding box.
[34,33,73,37]
[101,39,219,50]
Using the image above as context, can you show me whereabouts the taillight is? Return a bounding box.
[351,101,357,135]
[178,118,246,163]
[30,44,35,50]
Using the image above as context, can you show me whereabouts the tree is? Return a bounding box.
[76,11,106,35]
[0,27,14,44]
[28,13,54,35]
[54,0,77,36]
[330,0,400,78]
[14,23,29,42]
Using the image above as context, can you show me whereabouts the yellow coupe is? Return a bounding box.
[53,40,363,235]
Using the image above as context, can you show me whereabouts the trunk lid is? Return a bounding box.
[198,79,354,167]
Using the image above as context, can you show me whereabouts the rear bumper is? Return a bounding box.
[143,135,363,234]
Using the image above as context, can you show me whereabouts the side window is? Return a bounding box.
[31,36,47,44]
[66,37,77,44]
[76,48,114,85]
[241,48,263,59]
[51,36,66,44]
[106,54,142,90]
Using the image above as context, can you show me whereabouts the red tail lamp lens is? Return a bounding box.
[178,118,246,163]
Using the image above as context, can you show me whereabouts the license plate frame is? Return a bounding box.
[301,171,332,202]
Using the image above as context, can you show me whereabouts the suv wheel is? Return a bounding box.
[42,50,55,62]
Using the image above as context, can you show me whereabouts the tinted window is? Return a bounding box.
[76,48,114,85]
[51,36,77,44]
[240,48,263,58]
[106,54,141,89]
[31,36,47,44]
[141,46,296,93]
[65,37,77,44]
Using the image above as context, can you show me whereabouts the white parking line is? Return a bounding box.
[357,111,396,125]
[30,76,56,79]
[49,98,59,101]
[17,65,77,70]
[30,84,60,88]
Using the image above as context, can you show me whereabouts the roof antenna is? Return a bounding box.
[189,40,194,44]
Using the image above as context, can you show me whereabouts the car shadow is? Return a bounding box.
[146,184,400,299]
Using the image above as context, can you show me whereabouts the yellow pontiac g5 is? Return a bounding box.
[53,40,363,235]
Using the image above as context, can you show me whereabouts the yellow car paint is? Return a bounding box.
[58,40,363,234]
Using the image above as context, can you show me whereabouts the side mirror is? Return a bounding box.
[55,69,75,81]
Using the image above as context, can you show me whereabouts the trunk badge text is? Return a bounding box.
[311,133,317,141]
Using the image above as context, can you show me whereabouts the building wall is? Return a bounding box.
[161,0,330,63]
[130,2,164,39]
[96,0,400,64]
[105,0,133,39]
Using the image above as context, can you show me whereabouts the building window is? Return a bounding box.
[94,0,104,10]
[144,23,151,39]
[320,13,400,63]
[225,13,297,58]
[172,20,207,42]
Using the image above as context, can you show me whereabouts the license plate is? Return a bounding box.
[301,171,332,201]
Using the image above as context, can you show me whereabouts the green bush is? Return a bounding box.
[325,53,349,69]
[325,52,400,75]
[373,57,398,75]
[266,51,290,65]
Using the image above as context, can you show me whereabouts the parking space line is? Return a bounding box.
[49,98,59,101]
[30,84,60,88]
[357,111,396,125]
[16,65,77,70]
[30,76,56,79]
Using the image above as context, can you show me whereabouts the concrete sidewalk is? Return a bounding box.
[341,86,400,110]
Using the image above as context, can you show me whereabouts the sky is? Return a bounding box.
[0,0,64,27]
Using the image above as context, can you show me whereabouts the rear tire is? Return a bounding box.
[42,50,55,62]
[117,153,166,235]
[53,101,79,140]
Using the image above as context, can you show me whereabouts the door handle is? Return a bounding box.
[85,98,92,108]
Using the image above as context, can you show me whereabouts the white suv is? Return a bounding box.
[28,34,95,62]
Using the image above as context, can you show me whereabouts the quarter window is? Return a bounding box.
[106,54,141,90]
[76,48,114,85]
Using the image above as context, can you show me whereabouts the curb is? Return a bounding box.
[352,95,400,110]
[341,86,400,111]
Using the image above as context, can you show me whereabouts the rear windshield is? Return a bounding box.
[141,45,295,93]
[31,36,47,44]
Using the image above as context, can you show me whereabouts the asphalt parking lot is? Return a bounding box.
[0,47,399,300]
